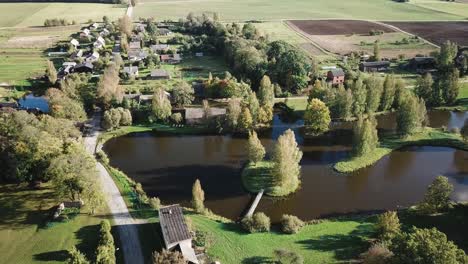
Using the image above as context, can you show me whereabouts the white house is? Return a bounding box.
[70,39,80,48]
[123,66,139,77]
[85,51,100,62]
[91,23,99,30]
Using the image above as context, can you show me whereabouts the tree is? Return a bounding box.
[192,179,205,213]
[152,87,172,121]
[332,85,353,120]
[441,68,460,105]
[397,94,427,136]
[351,78,367,117]
[258,75,275,107]
[281,214,305,234]
[415,73,434,105]
[365,74,383,114]
[149,197,161,210]
[247,131,265,164]
[118,15,132,36]
[96,220,116,264]
[97,63,123,108]
[238,107,253,132]
[352,117,379,157]
[68,246,90,264]
[172,82,194,107]
[119,108,132,126]
[461,120,468,142]
[247,91,260,123]
[272,129,303,194]
[257,105,273,125]
[241,212,271,233]
[391,227,467,264]
[420,175,453,213]
[273,249,304,264]
[373,40,381,61]
[46,60,57,85]
[152,250,185,264]
[437,40,457,71]
[376,211,400,241]
[380,74,396,111]
[226,98,242,130]
[304,98,331,135]
[361,243,393,264]
[46,88,87,122]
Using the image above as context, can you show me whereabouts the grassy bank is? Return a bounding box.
[242,161,300,197]
[0,183,110,264]
[334,127,468,173]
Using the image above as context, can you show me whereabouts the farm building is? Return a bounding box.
[123,66,139,77]
[151,44,170,53]
[149,69,171,79]
[408,57,436,73]
[159,205,199,264]
[359,61,391,72]
[85,51,100,63]
[160,54,182,64]
[74,62,94,73]
[326,68,345,85]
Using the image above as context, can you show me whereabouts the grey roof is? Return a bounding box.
[361,61,391,67]
[151,69,170,77]
[151,44,169,51]
[124,66,139,74]
[159,205,192,246]
[75,62,94,69]
[329,68,345,77]
[129,41,141,49]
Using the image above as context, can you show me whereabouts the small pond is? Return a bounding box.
[18,94,49,113]
[103,111,468,221]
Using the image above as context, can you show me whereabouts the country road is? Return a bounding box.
[84,113,144,264]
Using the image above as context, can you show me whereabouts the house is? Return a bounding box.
[62,62,77,75]
[159,28,173,36]
[131,34,143,42]
[159,205,199,264]
[74,62,94,73]
[408,57,436,73]
[93,36,106,49]
[80,28,90,38]
[71,49,83,60]
[99,28,110,37]
[359,61,391,72]
[150,44,170,53]
[90,23,99,30]
[136,23,146,32]
[128,49,148,61]
[160,54,182,64]
[85,51,100,62]
[149,69,170,79]
[123,66,139,77]
[70,39,80,48]
[326,68,345,85]
[129,41,141,50]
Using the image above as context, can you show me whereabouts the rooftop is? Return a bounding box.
[159,205,192,247]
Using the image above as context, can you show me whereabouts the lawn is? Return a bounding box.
[334,127,468,173]
[134,0,463,21]
[0,49,46,86]
[0,3,126,27]
[0,184,111,264]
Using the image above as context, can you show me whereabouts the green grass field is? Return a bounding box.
[135,0,464,21]
[0,184,110,264]
[0,49,46,86]
[0,3,125,27]
[410,0,468,18]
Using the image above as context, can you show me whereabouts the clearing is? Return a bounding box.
[133,0,463,21]
[383,21,468,46]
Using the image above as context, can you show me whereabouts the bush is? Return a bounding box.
[273,248,304,264]
[241,212,270,233]
[96,220,115,264]
[376,211,400,241]
[149,197,161,210]
[281,214,305,234]
[361,243,393,264]
[419,175,453,214]
[170,113,183,125]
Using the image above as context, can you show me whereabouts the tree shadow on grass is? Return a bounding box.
[241,256,275,264]
[75,224,101,261]
[33,250,69,262]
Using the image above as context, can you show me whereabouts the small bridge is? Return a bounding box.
[245,189,264,218]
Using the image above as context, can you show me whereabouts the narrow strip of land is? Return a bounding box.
[84,113,144,264]
[245,189,264,217]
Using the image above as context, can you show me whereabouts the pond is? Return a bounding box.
[17,94,49,113]
[103,111,468,221]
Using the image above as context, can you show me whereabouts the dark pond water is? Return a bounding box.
[18,94,49,113]
[103,111,468,221]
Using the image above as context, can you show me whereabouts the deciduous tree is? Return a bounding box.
[258,75,275,107]
[376,211,400,241]
[118,15,132,36]
[441,68,460,105]
[304,98,331,135]
[238,107,253,132]
[396,94,427,136]
[352,117,379,157]
[192,179,205,213]
[172,82,194,107]
[415,73,434,105]
[68,246,90,264]
[380,74,396,111]
[46,60,58,85]
[247,131,265,164]
[226,98,241,130]
[420,175,453,213]
[97,63,123,108]
[272,129,303,194]
[151,87,172,121]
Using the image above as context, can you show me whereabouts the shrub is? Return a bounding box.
[149,197,161,210]
[281,214,305,234]
[273,248,304,264]
[419,175,453,214]
[376,211,400,241]
[361,243,393,264]
[241,212,270,233]
[68,246,90,264]
[96,151,109,164]
[170,113,183,125]
[96,220,115,264]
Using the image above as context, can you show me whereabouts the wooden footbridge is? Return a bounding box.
[245,189,265,218]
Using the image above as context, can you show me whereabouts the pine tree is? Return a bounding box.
[247,91,260,123]
[380,74,397,111]
[46,60,57,85]
[247,131,265,164]
[304,98,331,135]
[272,129,303,195]
[191,179,205,213]
[415,73,434,106]
[352,117,379,157]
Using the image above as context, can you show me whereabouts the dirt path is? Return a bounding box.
[84,113,144,264]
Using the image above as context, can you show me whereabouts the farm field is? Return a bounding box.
[410,0,468,18]
[0,3,125,27]
[288,20,437,59]
[134,0,463,21]
[0,48,46,86]
[384,21,468,46]
[0,184,110,264]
